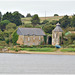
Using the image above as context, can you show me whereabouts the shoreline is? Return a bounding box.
[1,50,75,55]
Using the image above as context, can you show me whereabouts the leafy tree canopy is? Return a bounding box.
[59,15,71,28]
[54,14,59,16]
[31,14,40,26]
[26,13,32,17]
[43,25,55,34]
[2,11,22,26]
[0,20,10,31]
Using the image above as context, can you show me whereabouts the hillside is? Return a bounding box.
[21,16,63,24]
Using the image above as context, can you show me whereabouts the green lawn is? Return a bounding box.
[11,48,56,52]
[61,48,75,52]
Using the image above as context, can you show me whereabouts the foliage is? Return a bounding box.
[11,47,56,52]
[26,13,32,17]
[0,20,10,31]
[59,15,71,28]
[54,14,59,16]
[42,20,49,24]
[43,25,55,34]
[0,29,4,40]
[13,11,25,18]
[20,45,55,48]
[50,20,58,25]
[0,12,2,22]
[71,15,75,27]
[5,38,9,44]
[44,36,47,44]
[12,29,19,45]
[31,14,40,26]
[2,12,22,26]
[6,23,16,30]
[12,12,22,26]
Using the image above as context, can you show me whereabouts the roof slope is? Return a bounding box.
[17,28,45,36]
[53,25,63,32]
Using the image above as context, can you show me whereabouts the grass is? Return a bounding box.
[11,47,56,52]
[21,16,63,24]
[61,48,75,52]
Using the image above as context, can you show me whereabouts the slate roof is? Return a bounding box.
[17,28,45,36]
[53,23,63,32]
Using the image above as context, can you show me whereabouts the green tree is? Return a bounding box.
[71,15,75,27]
[31,14,40,26]
[13,11,25,18]
[13,12,22,26]
[0,20,10,31]
[43,25,55,34]
[2,12,13,22]
[59,15,71,28]
[2,12,22,26]
[26,13,32,17]
[0,29,4,40]
[12,29,18,45]
[6,23,16,30]
[42,20,49,24]
[0,12,2,22]
[54,14,59,16]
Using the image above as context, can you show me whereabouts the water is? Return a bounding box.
[0,53,75,74]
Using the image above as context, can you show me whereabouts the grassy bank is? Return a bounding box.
[10,48,56,52]
[61,48,75,52]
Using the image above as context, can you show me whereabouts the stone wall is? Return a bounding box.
[52,31,62,45]
[17,35,44,45]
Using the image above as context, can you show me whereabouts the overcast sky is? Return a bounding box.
[0,0,75,17]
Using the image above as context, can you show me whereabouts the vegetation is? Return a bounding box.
[61,48,75,52]
[31,14,40,26]
[0,11,75,53]
[54,14,59,16]
[11,47,56,52]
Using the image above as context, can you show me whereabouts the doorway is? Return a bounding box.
[48,36,52,44]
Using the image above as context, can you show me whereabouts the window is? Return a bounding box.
[39,36,41,40]
[28,37,30,41]
[33,35,35,40]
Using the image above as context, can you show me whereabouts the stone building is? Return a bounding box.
[17,28,45,45]
[52,23,63,45]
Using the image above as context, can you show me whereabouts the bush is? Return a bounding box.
[20,45,55,48]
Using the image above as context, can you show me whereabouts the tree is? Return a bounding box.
[13,11,25,18]
[71,15,75,27]
[12,12,22,26]
[0,20,10,31]
[0,29,4,40]
[2,12,22,26]
[12,29,18,45]
[59,15,71,28]
[54,14,59,16]
[6,23,16,30]
[42,20,49,24]
[43,25,55,34]
[50,20,58,25]
[0,12,2,22]
[2,12,13,22]
[31,14,40,26]
[26,13,32,17]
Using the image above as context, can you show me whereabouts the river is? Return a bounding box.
[0,53,75,74]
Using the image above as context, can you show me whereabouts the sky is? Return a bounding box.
[0,0,75,17]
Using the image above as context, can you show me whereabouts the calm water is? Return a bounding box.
[0,53,75,74]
